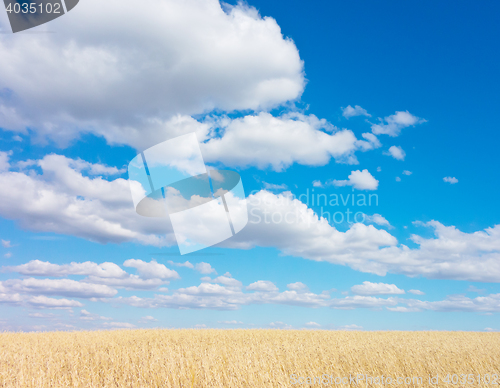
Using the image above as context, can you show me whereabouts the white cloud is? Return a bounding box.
[395,177,401,182]
[342,105,371,119]
[5,259,174,290]
[330,296,398,310]
[305,321,321,327]
[287,282,308,292]
[0,0,304,148]
[194,324,208,328]
[218,320,243,325]
[123,259,179,280]
[27,295,83,309]
[263,182,288,190]
[329,169,379,191]
[269,321,292,329]
[312,180,323,188]
[246,280,278,292]
[4,278,118,298]
[201,112,360,171]
[364,214,392,228]
[403,170,412,176]
[139,316,158,323]
[0,151,11,172]
[371,111,425,137]
[351,281,405,296]
[4,253,12,258]
[356,133,382,151]
[167,261,194,269]
[408,290,425,296]
[337,324,363,331]
[377,166,382,172]
[6,259,128,278]
[0,154,174,246]
[467,285,485,293]
[202,273,242,289]
[385,146,406,161]
[1,240,12,248]
[195,262,217,275]
[79,309,113,321]
[444,177,459,184]
[102,322,136,329]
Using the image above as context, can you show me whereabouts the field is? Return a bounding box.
[1,329,499,387]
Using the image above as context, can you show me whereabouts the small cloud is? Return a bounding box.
[338,324,363,331]
[484,328,498,332]
[305,321,321,327]
[158,287,169,292]
[351,281,405,296]
[443,176,458,184]
[342,105,371,119]
[4,252,12,258]
[103,322,136,329]
[246,280,278,292]
[139,316,158,323]
[364,214,392,228]
[263,182,288,190]
[218,320,243,325]
[408,289,425,295]
[402,170,412,176]
[312,180,323,188]
[269,321,292,329]
[194,262,217,275]
[384,145,406,161]
[287,282,308,292]
[377,166,382,172]
[329,169,379,191]
[167,260,194,269]
[371,111,426,137]
[395,177,401,182]
[194,324,207,328]
[1,240,12,248]
[467,285,485,293]
[13,135,23,142]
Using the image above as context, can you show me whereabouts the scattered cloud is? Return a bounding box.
[351,281,405,296]
[403,170,412,176]
[384,146,406,161]
[408,290,425,296]
[329,169,379,191]
[167,261,194,269]
[1,240,12,248]
[371,111,425,137]
[364,214,392,228]
[287,282,308,292]
[123,259,179,280]
[337,324,363,331]
[342,105,371,119]
[195,262,217,275]
[312,180,323,188]
[305,321,321,327]
[263,182,288,190]
[246,281,278,292]
[218,320,243,325]
[444,176,459,184]
[139,316,158,323]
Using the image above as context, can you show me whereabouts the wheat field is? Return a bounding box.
[0,329,499,387]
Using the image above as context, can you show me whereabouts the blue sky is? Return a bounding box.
[0,0,499,332]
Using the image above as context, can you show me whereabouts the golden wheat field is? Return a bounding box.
[0,329,499,387]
